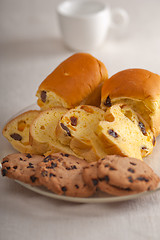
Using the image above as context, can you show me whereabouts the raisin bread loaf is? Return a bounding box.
[101,69,160,136]
[56,105,108,162]
[97,104,155,160]
[3,110,40,153]
[36,53,108,110]
[29,107,79,156]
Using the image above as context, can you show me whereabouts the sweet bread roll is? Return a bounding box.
[36,53,108,110]
[56,105,108,162]
[101,69,160,136]
[97,104,155,160]
[29,107,79,156]
[2,110,40,153]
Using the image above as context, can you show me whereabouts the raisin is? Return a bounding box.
[108,129,119,138]
[10,133,22,141]
[6,167,10,170]
[70,116,78,126]
[141,146,147,150]
[26,153,32,158]
[152,136,156,146]
[138,122,147,135]
[92,179,98,186]
[41,90,47,103]
[30,176,37,183]
[60,123,71,136]
[75,184,79,189]
[104,96,112,107]
[128,168,135,173]
[105,164,109,167]
[13,166,17,169]
[2,169,7,176]
[61,186,67,192]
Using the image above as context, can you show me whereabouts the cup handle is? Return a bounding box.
[110,8,129,31]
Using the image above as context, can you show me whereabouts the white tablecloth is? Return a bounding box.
[0,0,160,239]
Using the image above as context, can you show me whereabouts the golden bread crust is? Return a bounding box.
[37,53,108,108]
[101,69,160,136]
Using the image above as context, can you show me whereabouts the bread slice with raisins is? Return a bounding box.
[29,107,79,156]
[96,104,155,160]
[2,110,40,153]
[56,105,108,162]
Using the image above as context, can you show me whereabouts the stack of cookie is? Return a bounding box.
[1,153,159,197]
[2,53,160,197]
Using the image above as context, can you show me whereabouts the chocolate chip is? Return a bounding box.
[75,184,79,189]
[6,167,10,170]
[137,177,149,182]
[124,187,132,191]
[128,168,135,173]
[30,176,37,183]
[41,170,48,177]
[128,176,133,182]
[47,162,57,169]
[51,162,57,168]
[26,153,32,158]
[130,162,137,166]
[152,136,156,146]
[27,163,34,169]
[105,175,109,182]
[108,129,119,138]
[138,122,147,135]
[2,159,9,164]
[92,179,98,186]
[41,90,47,103]
[109,167,116,170]
[10,133,22,141]
[105,164,109,167]
[70,116,78,126]
[49,173,56,177]
[104,96,112,107]
[19,157,23,161]
[13,166,17,169]
[61,186,67,192]
[60,123,71,136]
[71,165,77,170]
[64,154,69,157]
[43,155,51,162]
[2,169,7,176]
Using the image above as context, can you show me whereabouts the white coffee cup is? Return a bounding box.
[57,0,129,51]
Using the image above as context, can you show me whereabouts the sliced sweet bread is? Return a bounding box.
[56,105,108,162]
[96,104,155,160]
[29,107,79,156]
[2,110,40,153]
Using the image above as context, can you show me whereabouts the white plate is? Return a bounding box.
[1,103,160,203]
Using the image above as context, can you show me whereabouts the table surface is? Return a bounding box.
[0,0,160,239]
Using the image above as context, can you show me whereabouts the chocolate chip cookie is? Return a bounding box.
[1,153,44,185]
[97,155,160,196]
[37,153,95,197]
[82,162,98,191]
